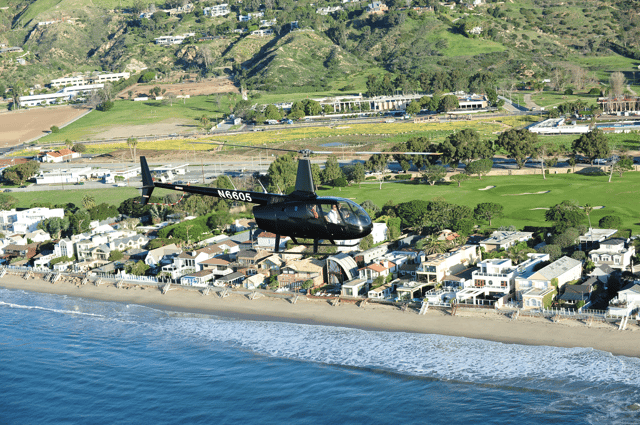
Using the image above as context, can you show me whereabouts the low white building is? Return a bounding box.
[155,33,195,45]
[19,84,104,107]
[36,167,92,184]
[336,222,387,253]
[0,208,64,234]
[368,282,392,299]
[238,12,263,21]
[480,231,533,252]
[50,72,130,87]
[40,148,82,163]
[528,118,590,135]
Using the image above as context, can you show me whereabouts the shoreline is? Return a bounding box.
[2,274,640,358]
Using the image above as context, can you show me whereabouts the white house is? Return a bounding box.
[39,149,82,163]
[517,256,582,309]
[155,33,196,45]
[162,250,210,279]
[416,244,479,283]
[359,259,395,283]
[203,4,230,16]
[0,208,64,234]
[144,243,182,267]
[367,282,392,299]
[341,277,368,297]
[608,283,640,317]
[588,238,635,271]
[255,231,289,251]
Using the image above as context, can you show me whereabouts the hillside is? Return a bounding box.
[1,0,640,97]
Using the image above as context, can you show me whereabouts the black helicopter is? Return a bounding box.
[139,146,436,253]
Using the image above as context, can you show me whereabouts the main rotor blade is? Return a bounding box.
[352,151,442,155]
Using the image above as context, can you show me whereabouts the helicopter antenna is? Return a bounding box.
[225,175,237,190]
[257,178,268,194]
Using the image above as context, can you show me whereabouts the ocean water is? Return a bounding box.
[2,287,640,425]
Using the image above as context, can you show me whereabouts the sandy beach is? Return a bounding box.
[2,273,640,358]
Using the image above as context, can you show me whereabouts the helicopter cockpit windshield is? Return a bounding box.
[336,200,371,227]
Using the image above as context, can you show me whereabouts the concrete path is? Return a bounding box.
[523,93,540,110]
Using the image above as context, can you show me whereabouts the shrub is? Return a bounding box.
[73,143,86,153]
[598,215,622,229]
[588,88,601,96]
[564,88,573,95]
[50,126,60,133]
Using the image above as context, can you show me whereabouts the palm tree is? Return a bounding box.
[9,83,22,110]
[418,235,448,255]
[82,194,96,209]
[126,137,138,161]
[584,203,593,229]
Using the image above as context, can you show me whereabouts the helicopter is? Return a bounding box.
[139,145,438,253]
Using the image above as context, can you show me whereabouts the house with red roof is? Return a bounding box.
[359,259,396,283]
[40,149,81,163]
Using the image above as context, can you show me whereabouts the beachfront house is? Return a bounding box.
[588,238,635,271]
[367,282,393,299]
[353,245,389,266]
[341,277,369,297]
[180,269,217,287]
[589,263,614,286]
[416,244,479,283]
[559,277,595,307]
[277,258,324,290]
[359,259,395,284]
[608,283,640,317]
[144,244,182,268]
[516,256,582,309]
[162,250,209,280]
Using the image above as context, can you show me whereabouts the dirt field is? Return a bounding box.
[0,106,90,147]
[116,77,239,99]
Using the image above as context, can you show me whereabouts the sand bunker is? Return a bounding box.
[478,186,496,191]
[530,207,550,210]
[503,190,550,196]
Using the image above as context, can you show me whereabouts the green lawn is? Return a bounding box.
[320,171,640,233]
[9,187,140,209]
[426,30,506,57]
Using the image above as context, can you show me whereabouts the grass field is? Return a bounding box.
[9,188,140,209]
[320,172,640,234]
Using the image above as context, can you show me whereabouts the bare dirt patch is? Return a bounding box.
[116,77,239,99]
[92,119,196,140]
[0,106,90,147]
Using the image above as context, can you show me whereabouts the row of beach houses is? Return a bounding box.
[0,204,637,317]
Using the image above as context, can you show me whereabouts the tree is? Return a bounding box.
[82,194,96,209]
[126,260,150,276]
[450,173,470,187]
[610,71,625,98]
[9,83,23,110]
[474,202,503,226]
[267,153,297,193]
[613,155,634,178]
[50,126,60,133]
[439,94,459,112]
[359,234,374,250]
[2,161,40,185]
[301,279,314,290]
[507,241,536,264]
[440,129,492,168]
[495,129,538,169]
[311,164,322,190]
[465,158,493,179]
[405,100,421,115]
[0,193,18,210]
[264,104,282,120]
[64,139,74,150]
[396,199,430,229]
[422,165,447,185]
[540,244,562,261]
[126,137,138,161]
[350,163,366,187]
[73,143,86,153]
[572,129,610,165]
[599,215,622,229]
[545,200,586,232]
[322,156,344,186]
[109,250,124,262]
[38,217,70,239]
